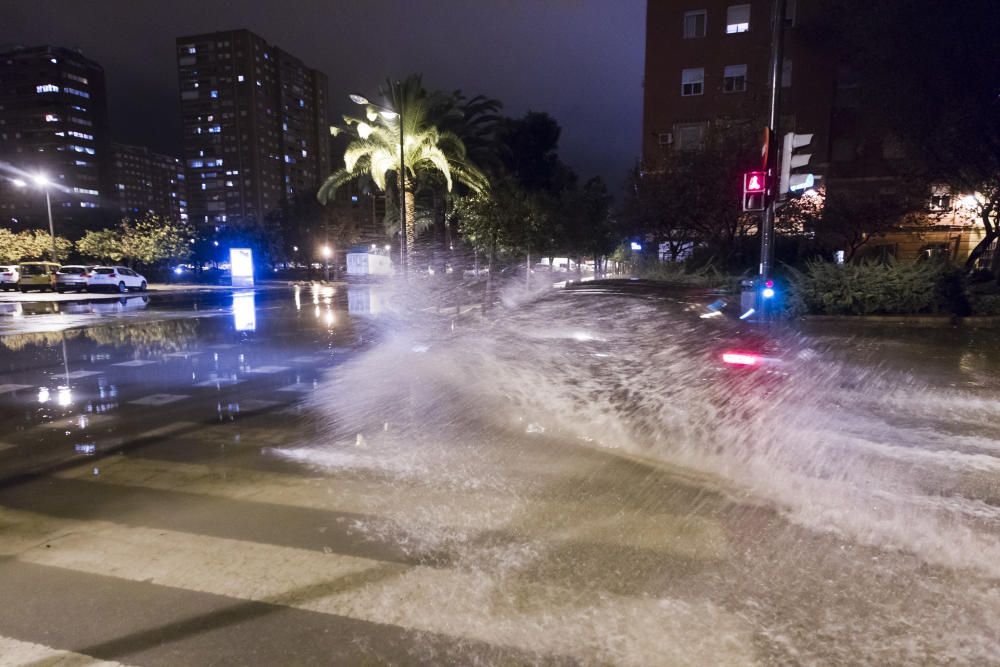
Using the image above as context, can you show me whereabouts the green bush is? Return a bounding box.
[787,259,967,316]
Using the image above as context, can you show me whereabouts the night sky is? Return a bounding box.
[2,0,646,194]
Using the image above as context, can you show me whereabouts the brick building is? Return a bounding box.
[642,0,984,263]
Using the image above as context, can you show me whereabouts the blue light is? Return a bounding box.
[762,287,776,299]
[630,242,642,251]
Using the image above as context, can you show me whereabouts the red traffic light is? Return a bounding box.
[744,171,766,193]
[765,279,774,288]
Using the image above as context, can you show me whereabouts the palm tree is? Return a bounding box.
[318,75,487,255]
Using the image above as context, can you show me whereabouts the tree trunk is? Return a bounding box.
[404,179,416,260]
[964,203,997,272]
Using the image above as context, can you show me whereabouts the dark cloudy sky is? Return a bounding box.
[2,0,646,193]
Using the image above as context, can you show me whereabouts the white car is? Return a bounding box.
[0,265,19,290]
[56,265,94,293]
[88,266,148,293]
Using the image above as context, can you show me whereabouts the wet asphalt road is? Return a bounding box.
[0,282,998,666]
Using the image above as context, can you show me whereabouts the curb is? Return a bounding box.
[800,314,1000,328]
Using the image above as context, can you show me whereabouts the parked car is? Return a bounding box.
[0,265,19,290]
[56,265,95,293]
[87,266,148,293]
[17,261,60,292]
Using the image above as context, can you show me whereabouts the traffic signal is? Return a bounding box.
[743,171,766,211]
[779,132,815,196]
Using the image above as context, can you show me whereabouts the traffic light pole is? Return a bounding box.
[759,0,786,289]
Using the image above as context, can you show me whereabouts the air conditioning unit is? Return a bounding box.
[658,132,673,146]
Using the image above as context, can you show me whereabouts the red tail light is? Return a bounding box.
[722,351,760,366]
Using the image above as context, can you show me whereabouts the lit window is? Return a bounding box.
[189,159,204,168]
[237,75,245,82]
[65,73,88,84]
[201,183,207,190]
[210,90,219,98]
[683,10,707,38]
[723,64,747,92]
[44,114,59,122]
[196,127,202,134]
[36,84,59,93]
[67,131,93,140]
[282,122,288,131]
[782,59,792,87]
[929,191,952,211]
[226,180,234,187]
[72,187,99,195]
[256,80,262,87]
[64,87,90,99]
[298,99,304,108]
[209,125,221,133]
[80,202,97,208]
[50,57,57,64]
[726,4,750,33]
[681,68,704,96]
[187,46,196,54]
[301,149,307,157]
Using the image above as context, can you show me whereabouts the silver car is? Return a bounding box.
[56,265,94,293]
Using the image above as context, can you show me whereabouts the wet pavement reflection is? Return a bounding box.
[0,282,998,665]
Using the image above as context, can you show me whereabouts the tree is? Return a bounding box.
[561,177,616,273]
[830,0,1000,271]
[76,214,193,267]
[620,129,760,268]
[0,228,71,263]
[318,75,487,255]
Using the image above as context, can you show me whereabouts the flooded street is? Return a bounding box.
[0,282,998,665]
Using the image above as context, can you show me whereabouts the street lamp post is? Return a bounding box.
[322,245,332,282]
[13,173,58,263]
[350,89,405,274]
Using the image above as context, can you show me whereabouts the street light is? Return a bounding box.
[350,89,405,273]
[13,172,58,263]
[321,244,332,282]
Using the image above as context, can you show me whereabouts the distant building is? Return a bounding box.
[0,45,111,234]
[641,0,985,263]
[110,142,188,222]
[175,29,330,230]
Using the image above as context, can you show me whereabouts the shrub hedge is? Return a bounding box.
[786,259,971,316]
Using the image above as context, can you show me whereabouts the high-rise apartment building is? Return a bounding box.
[110,142,188,222]
[0,45,111,234]
[175,29,330,229]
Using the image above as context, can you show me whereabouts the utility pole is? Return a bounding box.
[758,0,787,312]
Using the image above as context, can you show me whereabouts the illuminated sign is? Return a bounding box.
[230,247,254,287]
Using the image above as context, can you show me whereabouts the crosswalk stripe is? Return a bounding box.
[55,456,728,558]
[0,506,752,666]
[0,634,135,666]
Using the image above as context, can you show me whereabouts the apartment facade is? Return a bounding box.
[0,45,111,234]
[175,29,330,230]
[110,142,188,222]
[643,0,833,165]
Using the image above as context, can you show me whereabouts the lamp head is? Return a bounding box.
[349,94,369,106]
